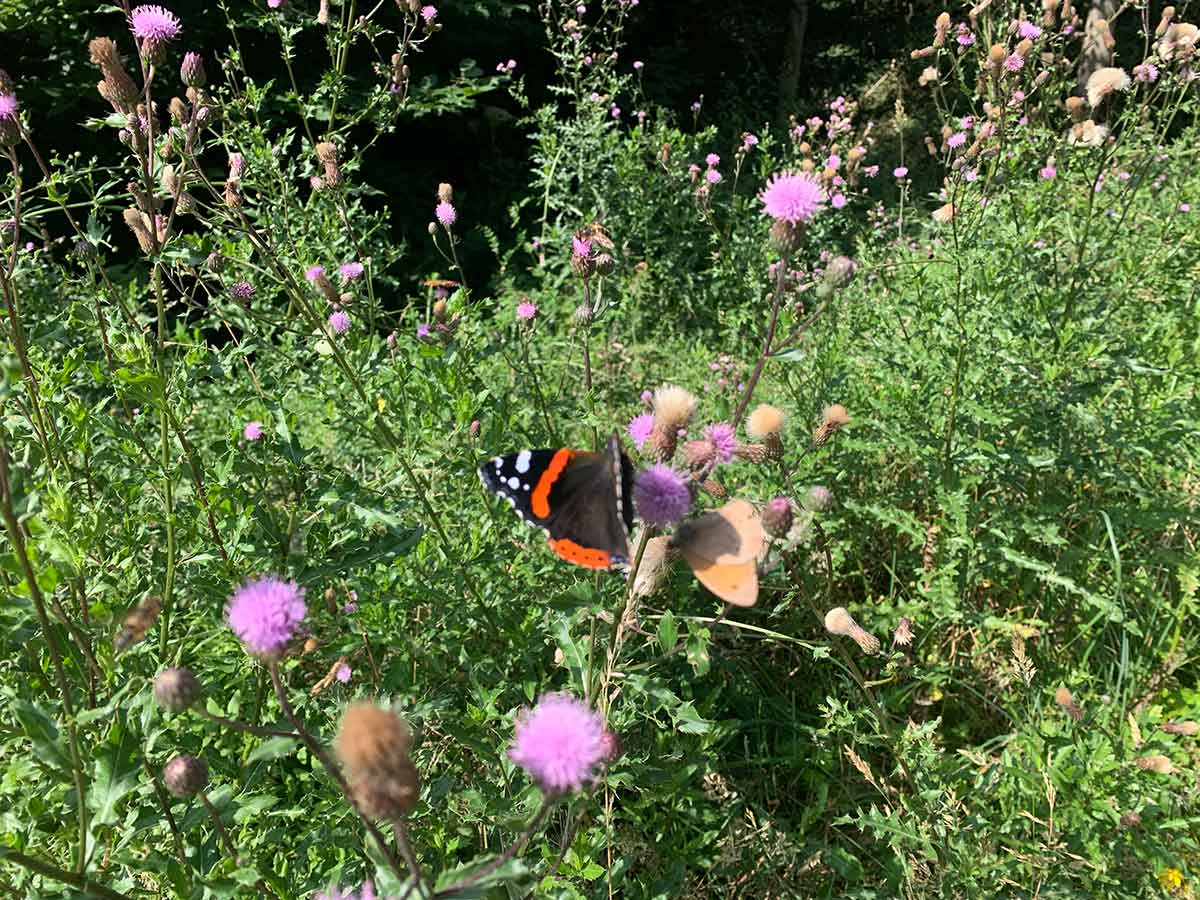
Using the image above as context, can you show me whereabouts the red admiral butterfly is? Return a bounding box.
[479,432,635,569]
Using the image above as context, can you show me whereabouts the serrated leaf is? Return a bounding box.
[245,737,298,764]
[13,700,71,776]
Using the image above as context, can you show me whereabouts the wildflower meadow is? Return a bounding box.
[1,0,1199,897]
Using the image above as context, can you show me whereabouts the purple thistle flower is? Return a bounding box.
[1179,203,1191,213]
[516,299,538,321]
[572,236,592,258]
[831,193,847,209]
[130,5,182,41]
[628,412,654,449]
[759,171,825,224]
[268,0,283,8]
[305,264,326,283]
[1018,21,1042,39]
[704,423,737,462]
[435,201,456,228]
[1004,53,1024,73]
[225,576,307,656]
[508,692,606,794]
[243,420,264,441]
[955,24,975,46]
[742,133,759,150]
[230,280,255,299]
[1039,165,1056,180]
[328,310,350,334]
[893,166,909,179]
[335,663,352,684]
[633,60,644,71]
[705,169,722,185]
[339,261,364,281]
[705,153,720,167]
[634,464,691,526]
[947,132,966,149]
[420,4,437,22]
[416,322,431,339]
[610,106,621,119]
[0,94,19,120]
[1134,63,1159,83]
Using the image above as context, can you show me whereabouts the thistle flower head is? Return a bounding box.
[515,298,538,321]
[339,261,364,281]
[759,171,825,224]
[651,385,697,433]
[328,310,351,334]
[824,607,880,654]
[892,617,914,647]
[243,420,263,441]
[153,667,202,712]
[634,464,691,526]
[305,265,325,283]
[508,692,606,794]
[335,702,419,818]
[746,404,785,439]
[805,485,833,511]
[0,94,18,120]
[231,281,254,300]
[435,201,456,227]
[1134,755,1174,775]
[703,422,737,462]
[1086,66,1130,107]
[628,412,654,449]
[162,754,207,797]
[225,576,307,657]
[131,5,182,41]
[180,51,206,88]
[761,496,793,537]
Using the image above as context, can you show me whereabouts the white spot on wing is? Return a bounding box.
[493,457,503,470]
[515,450,532,473]
[507,476,520,490]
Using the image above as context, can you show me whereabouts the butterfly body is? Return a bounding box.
[479,433,635,570]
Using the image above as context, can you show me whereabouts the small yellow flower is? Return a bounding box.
[1159,868,1185,895]
[376,397,386,414]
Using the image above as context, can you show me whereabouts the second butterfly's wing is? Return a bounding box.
[675,499,763,565]
[682,552,759,607]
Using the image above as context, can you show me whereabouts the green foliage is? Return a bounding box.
[2,0,1199,898]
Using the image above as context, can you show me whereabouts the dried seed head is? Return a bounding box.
[761,497,793,537]
[163,754,208,798]
[813,404,851,446]
[919,65,940,87]
[892,617,914,646]
[335,702,419,819]
[349,759,420,819]
[746,403,785,439]
[1054,686,1084,721]
[316,141,342,187]
[437,182,453,203]
[1086,67,1130,107]
[1162,720,1199,736]
[168,96,188,124]
[1134,755,1174,775]
[432,299,448,321]
[153,667,203,712]
[1156,6,1176,37]
[824,607,880,654]
[1065,95,1087,121]
[650,385,697,460]
[123,207,154,254]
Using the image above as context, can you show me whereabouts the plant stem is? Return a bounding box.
[0,447,89,871]
[266,662,411,883]
[0,850,132,900]
[731,257,790,429]
[141,760,190,887]
[196,708,300,739]
[392,819,430,899]
[433,799,554,898]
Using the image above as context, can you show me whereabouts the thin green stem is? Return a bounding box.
[0,850,132,900]
[433,799,554,898]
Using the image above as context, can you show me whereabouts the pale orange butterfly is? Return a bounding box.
[673,499,763,607]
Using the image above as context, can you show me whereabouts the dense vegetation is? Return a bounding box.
[1,1,1198,898]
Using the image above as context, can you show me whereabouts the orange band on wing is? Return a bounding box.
[548,537,612,569]
[530,448,575,519]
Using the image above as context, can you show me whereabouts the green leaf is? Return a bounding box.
[246,737,299,764]
[657,610,677,652]
[89,721,139,826]
[13,700,71,776]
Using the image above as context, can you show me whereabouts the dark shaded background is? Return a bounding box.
[4,0,939,279]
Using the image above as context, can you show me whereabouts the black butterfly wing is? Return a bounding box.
[479,449,560,527]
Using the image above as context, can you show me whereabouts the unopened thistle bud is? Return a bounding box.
[761,497,793,537]
[180,51,206,88]
[911,46,936,59]
[813,404,850,446]
[824,607,880,654]
[919,65,940,86]
[318,0,331,24]
[163,754,208,798]
[168,96,188,124]
[988,43,1007,77]
[805,485,833,511]
[154,667,203,712]
[335,702,420,819]
[698,478,726,500]
[1016,38,1033,58]
[316,141,342,188]
[933,12,951,47]
[432,298,447,321]
[1042,0,1059,26]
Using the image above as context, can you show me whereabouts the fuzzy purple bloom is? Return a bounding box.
[634,464,691,526]
[759,171,825,224]
[955,24,975,46]
[705,169,722,185]
[335,663,352,684]
[1039,165,1056,180]
[1004,53,1024,73]
[893,166,909,179]
[705,153,720,167]
[131,5,182,40]
[516,299,538,321]
[225,576,307,656]
[230,280,255,299]
[628,412,654,449]
[947,132,966,149]
[243,420,264,441]
[831,193,847,209]
[508,692,606,794]
[704,423,737,462]
[328,310,350,334]
[339,261,364,281]
[1134,63,1159,83]
[420,5,437,22]
[435,201,456,228]
[305,264,326,283]
[416,322,431,339]
[572,236,591,258]
[1018,21,1042,39]
[0,94,19,120]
